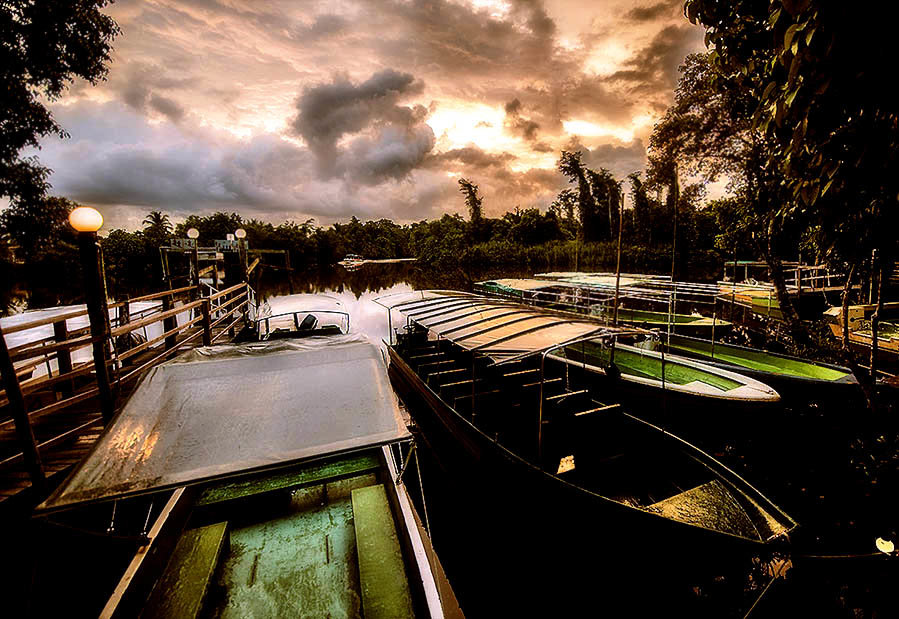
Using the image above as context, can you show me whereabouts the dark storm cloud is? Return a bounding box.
[426,147,517,170]
[624,1,682,22]
[610,25,703,96]
[290,69,430,176]
[341,124,436,185]
[504,98,541,142]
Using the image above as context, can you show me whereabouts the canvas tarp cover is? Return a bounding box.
[38,334,409,512]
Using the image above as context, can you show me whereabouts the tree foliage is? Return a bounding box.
[1,1,119,205]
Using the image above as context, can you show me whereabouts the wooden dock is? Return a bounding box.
[0,282,254,510]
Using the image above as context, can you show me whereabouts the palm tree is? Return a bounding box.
[142,210,172,236]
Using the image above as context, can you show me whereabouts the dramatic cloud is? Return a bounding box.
[26,0,706,227]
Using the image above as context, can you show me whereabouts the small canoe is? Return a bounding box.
[648,333,860,399]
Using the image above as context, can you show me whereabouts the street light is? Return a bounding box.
[234,228,246,239]
[187,227,200,239]
[69,206,104,232]
[69,206,115,422]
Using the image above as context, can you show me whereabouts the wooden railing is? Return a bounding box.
[0,282,255,492]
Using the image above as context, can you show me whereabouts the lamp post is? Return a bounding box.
[234,228,248,282]
[69,206,115,423]
[187,228,200,298]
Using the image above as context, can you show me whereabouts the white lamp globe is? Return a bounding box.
[234,228,247,239]
[69,206,104,232]
[187,228,200,239]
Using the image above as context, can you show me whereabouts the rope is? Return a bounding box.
[415,443,432,538]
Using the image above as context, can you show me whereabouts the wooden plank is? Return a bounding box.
[352,485,415,619]
[140,522,229,619]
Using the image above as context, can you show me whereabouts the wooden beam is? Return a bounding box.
[0,323,45,488]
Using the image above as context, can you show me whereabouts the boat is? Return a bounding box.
[376,290,796,614]
[640,332,860,400]
[338,253,366,269]
[589,305,732,337]
[554,338,781,409]
[824,304,899,361]
[32,298,457,618]
[476,277,733,337]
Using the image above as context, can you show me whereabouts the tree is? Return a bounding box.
[0,195,76,263]
[684,2,899,335]
[558,151,602,242]
[458,178,483,223]
[143,210,172,236]
[649,52,801,328]
[1,1,120,205]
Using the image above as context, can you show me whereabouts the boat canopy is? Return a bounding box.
[377,291,644,364]
[38,334,409,513]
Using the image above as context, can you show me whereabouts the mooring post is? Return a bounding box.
[0,324,46,490]
[201,298,212,346]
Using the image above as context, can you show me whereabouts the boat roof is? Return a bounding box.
[376,290,644,364]
[38,334,409,513]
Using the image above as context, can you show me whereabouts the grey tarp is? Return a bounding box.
[38,334,409,512]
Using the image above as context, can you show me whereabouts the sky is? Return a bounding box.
[32,0,705,230]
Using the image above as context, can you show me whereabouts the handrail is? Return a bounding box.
[0,281,255,488]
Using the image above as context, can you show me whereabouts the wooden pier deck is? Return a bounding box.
[0,283,253,511]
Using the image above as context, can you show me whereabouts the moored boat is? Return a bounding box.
[643,332,860,400]
[33,298,457,618]
[376,290,796,614]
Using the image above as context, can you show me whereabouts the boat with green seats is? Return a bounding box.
[34,297,457,618]
[644,333,859,399]
[552,339,780,406]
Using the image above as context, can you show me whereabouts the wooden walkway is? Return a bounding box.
[0,283,253,510]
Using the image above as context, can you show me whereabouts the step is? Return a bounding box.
[141,522,229,619]
[352,485,415,619]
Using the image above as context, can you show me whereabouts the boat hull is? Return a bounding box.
[387,347,782,615]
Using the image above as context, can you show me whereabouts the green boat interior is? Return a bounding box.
[661,335,851,381]
[559,340,745,392]
[394,327,791,543]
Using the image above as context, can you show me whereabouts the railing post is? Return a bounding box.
[190,247,200,302]
[161,294,177,350]
[1,323,46,490]
[53,319,74,398]
[201,298,212,346]
[116,295,132,356]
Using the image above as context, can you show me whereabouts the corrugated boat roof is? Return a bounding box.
[377,291,644,364]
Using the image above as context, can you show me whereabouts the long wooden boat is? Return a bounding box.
[640,333,860,399]
[376,290,796,613]
[33,302,458,618]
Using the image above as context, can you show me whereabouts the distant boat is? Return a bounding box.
[824,304,899,359]
[589,305,733,337]
[36,296,454,618]
[476,278,733,336]
[338,253,365,268]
